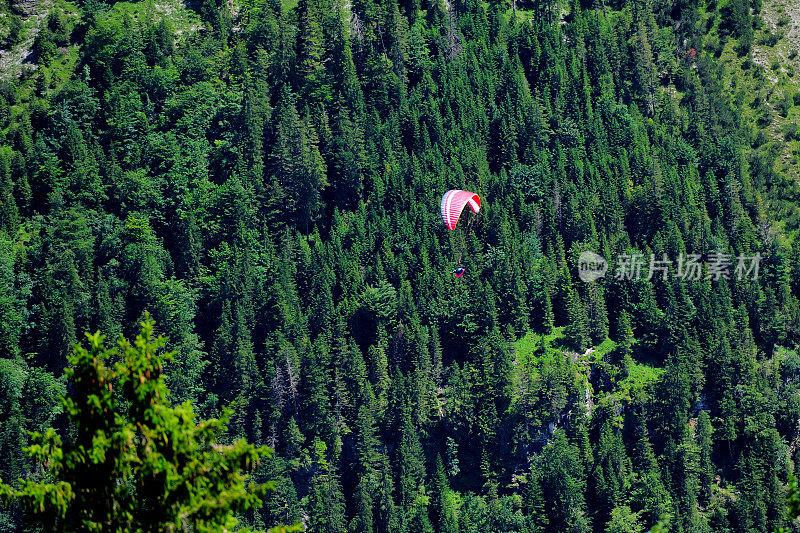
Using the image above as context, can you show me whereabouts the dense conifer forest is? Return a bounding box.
[1,0,800,528]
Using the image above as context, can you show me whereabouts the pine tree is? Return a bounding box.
[523,461,549,532]
[591,411,632,528]
[270,89,328,232]
[398,407,427,512]
[0,316,294,532]
[565,286,590,352]
[329,109,366,211]
[295,0,326,101]
[307,437,348,533]
[696,411,714,503]
[630,424,672,527]
[616,310,634,378]
[605,505,645,533]
[537,430,591,532]
[375,454,400,533]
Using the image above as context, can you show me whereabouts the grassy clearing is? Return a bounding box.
[514,327,662,410]
[616,361,664,401]
[514,329,541,363]
[750,0,800,175]
[102,0,202,40]
[689,0,800,231]
[514,326,567,365]
[2,0,202,99]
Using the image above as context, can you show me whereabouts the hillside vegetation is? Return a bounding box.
[1,0,800,529]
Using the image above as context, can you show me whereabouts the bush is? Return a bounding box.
[784,122,800,141]
[46,10,70,46]
[0,80,18,105]
[704,33,723,56]
[754,64,767,82]
[776,93,794,117]
[754,128,769,147]
[34,71,49,97]
[32,29,56,65]
[0,96,9,129]
[757,107,772,127]
[790,49,798,60]
[736,27,754,55]
[7,15,23,47]
[759,29,780,46]
[720,0,752,40]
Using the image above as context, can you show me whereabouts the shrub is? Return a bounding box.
[736,27,754,55]
[759,29,780,46]
[757,107,772,126]
[784,122,800,141]
[776,93,794,116]
[46,10,70,46]
[32,28,56,65]
[0,96,8,129]
[7,15,23,47]
[705,34,722,56]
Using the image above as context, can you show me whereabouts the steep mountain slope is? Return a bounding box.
[1,0,800,530]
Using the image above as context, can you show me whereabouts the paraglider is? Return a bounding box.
[440,190,481,230]
[440,190,481,277]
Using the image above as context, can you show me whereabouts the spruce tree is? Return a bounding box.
[0,316,294,532]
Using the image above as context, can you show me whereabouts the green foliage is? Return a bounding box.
[0,0,799,528]
[605,505,644,533]
[783,474,800,528]
[0,315,294,533]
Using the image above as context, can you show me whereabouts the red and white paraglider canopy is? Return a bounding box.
[440,190,481,230]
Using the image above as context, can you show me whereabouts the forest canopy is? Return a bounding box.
[0,0,800,528]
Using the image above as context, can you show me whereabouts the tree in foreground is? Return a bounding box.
[0,314,298,533]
